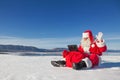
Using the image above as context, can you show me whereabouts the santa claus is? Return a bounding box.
[72,30,107,69]
[51,30,107,70]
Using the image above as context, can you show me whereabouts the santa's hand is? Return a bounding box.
[96,32,103,41]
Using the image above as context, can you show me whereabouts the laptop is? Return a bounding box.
[68,45,78,51]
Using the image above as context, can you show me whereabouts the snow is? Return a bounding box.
[0,52,120,80]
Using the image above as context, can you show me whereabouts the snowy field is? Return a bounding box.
[0,52,120,80]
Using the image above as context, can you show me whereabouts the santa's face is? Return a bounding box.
[81,37,91,48]
[83,37,89,41]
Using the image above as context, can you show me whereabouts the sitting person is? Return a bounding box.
[51,30,107,70]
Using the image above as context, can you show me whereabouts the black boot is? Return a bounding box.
[51,60,66,67]
[72,61,87,70]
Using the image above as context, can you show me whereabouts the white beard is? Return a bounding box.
[81,38,91,53]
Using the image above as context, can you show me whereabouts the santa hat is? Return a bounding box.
[82,30,94,42]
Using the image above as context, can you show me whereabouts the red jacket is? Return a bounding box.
[63,50,85,67]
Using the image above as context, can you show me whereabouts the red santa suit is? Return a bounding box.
[62,30,107,68]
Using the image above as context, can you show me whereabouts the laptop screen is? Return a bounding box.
[68,45,78,51]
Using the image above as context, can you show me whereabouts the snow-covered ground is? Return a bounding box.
[0,52,120,80]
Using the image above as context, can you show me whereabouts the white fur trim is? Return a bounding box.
[96,39,105,47]
[82,57,92,68]
[82,33,89,38]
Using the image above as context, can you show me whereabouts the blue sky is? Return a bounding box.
[0,0,120,49]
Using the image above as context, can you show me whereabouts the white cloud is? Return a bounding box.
[104,34,120,40]
[0,35,120,50]
[104,35,120,50]
[0,36,81,49]
[105,37,120,40]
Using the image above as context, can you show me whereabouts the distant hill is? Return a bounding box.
[0,44,119,53]
[106,50,120,53]
[50,48,68,52]
[0,45,67,52]
[0,45,46,52]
